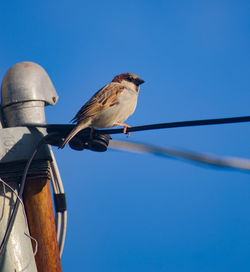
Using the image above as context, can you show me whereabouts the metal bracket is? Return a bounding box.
[0,61,58,181]
[0,127,51,181]
[0,127,50,163]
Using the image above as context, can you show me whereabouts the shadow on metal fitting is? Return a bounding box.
[44,124,110,152]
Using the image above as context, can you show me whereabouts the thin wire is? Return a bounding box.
[49,147,67,257]
[0,178,38,256]
[110,140,250,172]
[25,115,250,136]
[49,162,62,240]
[0,178,38,272]
[55,212,62,241]
[0,182,6,223]
[49,155,62,242]
[19,231,38,272]
[60,211,67,256]
[0,135,50,259]
[98,115,250,135]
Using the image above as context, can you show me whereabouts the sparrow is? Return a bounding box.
[60,72,144,148]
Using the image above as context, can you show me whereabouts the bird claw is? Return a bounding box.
[123,126,131,136]
[115,123,131,136]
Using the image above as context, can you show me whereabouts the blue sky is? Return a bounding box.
[1,0,250,271]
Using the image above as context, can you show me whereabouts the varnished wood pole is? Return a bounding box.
[23,178,62,272]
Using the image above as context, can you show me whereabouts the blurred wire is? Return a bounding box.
[110,140,250,172]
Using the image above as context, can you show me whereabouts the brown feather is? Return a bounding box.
[72,83,124,124]
[60,120,91,148]
[60,72,144,148]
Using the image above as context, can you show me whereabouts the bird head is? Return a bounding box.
[112,73,145,86]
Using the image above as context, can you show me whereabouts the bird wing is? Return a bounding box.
[71,82,125,123]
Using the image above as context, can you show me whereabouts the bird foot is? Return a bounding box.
[115,123,131,136]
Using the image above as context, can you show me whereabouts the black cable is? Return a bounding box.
[24,115,250,150]
[27,115,250,136]
[0,134,52,259]
[97,115,250,135]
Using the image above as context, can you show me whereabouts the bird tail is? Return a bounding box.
[60,121,91,148]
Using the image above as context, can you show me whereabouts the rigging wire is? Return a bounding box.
[110,140,250,172]
[26,115,250,137]
[97,115,250,135]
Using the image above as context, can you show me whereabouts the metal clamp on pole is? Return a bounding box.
[0,62,62,272]
[0,62,57,180]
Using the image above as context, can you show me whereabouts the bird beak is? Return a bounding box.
[136,77,145,85]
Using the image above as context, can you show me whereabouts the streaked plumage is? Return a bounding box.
[60,73,144,148]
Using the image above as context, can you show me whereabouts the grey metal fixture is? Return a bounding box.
[0,61,59,271]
